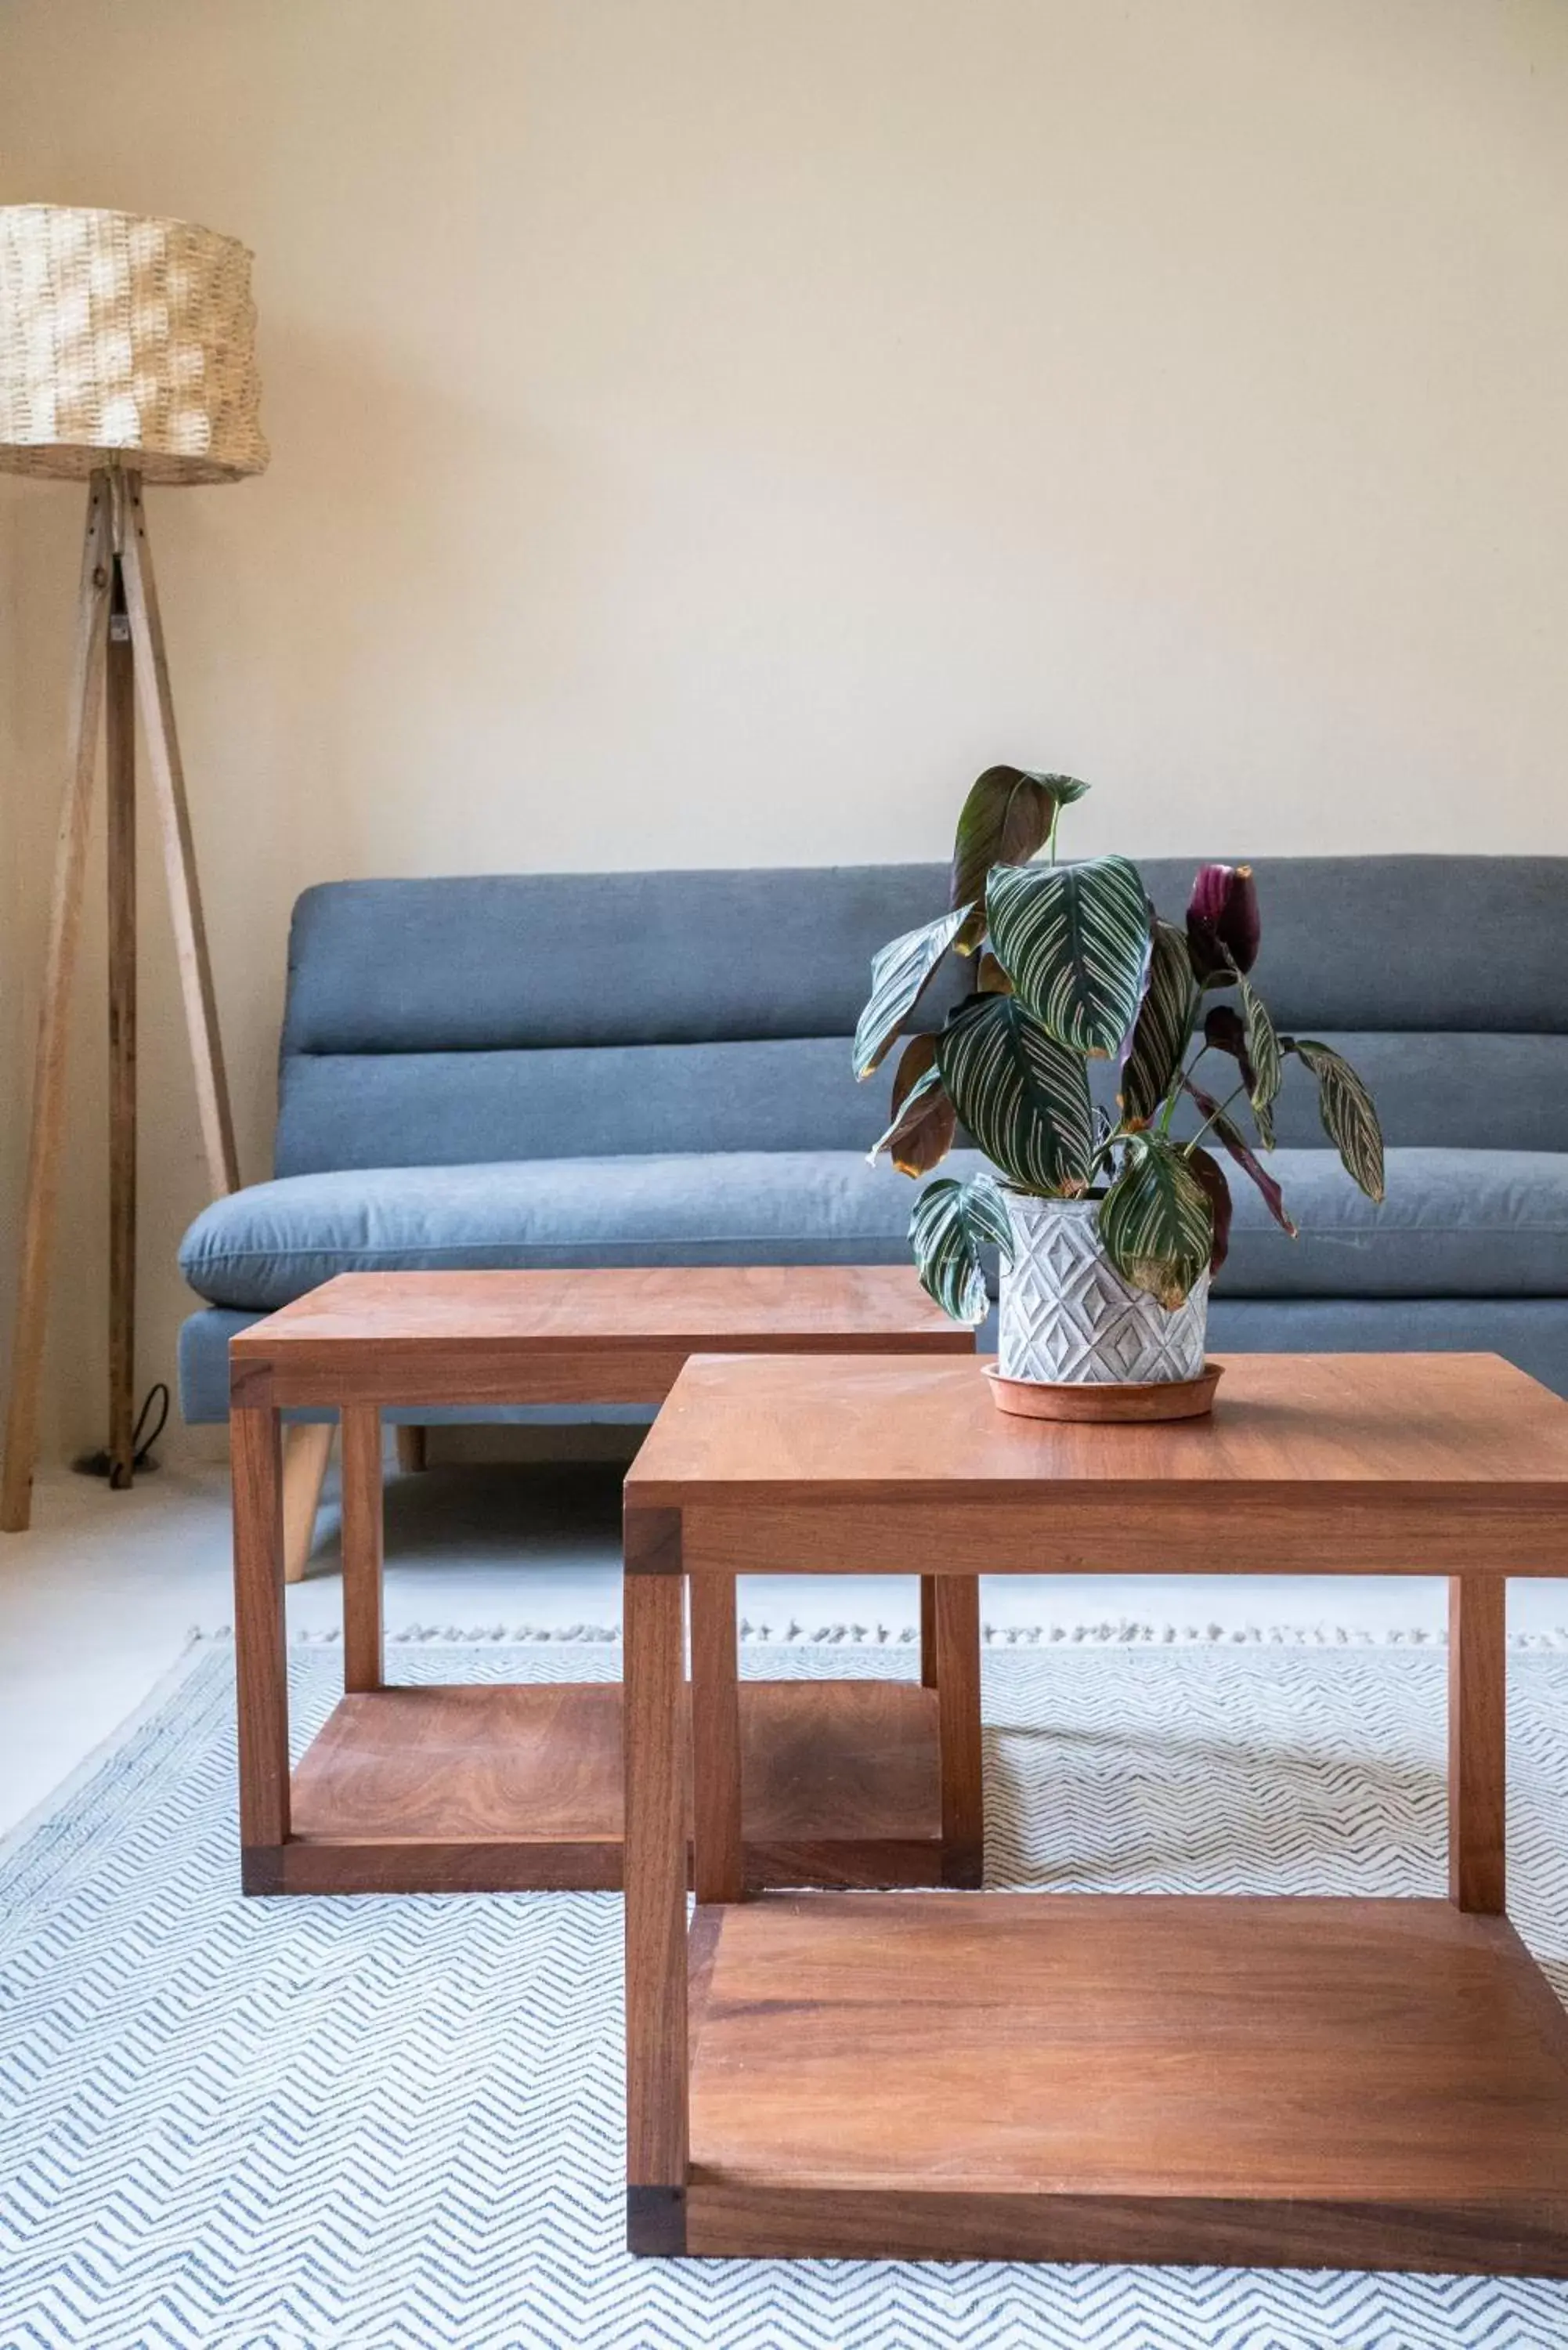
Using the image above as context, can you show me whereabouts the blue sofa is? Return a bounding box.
[178,856,1568,1430]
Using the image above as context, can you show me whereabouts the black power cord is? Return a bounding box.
[72,1382,170,1483]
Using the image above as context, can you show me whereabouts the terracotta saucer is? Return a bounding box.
[985,1361,1224,1423]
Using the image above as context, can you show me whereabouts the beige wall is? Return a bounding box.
[2,0,1566,1465]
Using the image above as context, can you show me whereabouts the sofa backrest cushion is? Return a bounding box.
[274,858,1568,1175]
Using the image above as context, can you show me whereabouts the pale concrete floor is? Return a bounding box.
[2,1454,1565,1841]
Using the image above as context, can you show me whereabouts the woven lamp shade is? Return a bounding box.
[0,204,267,485]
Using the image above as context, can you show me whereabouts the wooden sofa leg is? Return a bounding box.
[394,1424,428,1473]
[281,1422,334,1585]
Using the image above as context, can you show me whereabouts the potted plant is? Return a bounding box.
[855,767,1385,1418]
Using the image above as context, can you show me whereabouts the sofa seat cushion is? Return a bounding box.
[177,1147,1568,1315]
[1218,1147,1568,1300]
[179,1149,988,1312]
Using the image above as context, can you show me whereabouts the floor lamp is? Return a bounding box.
[0,205,267,1529]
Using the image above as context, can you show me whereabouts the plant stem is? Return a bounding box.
[1158,1043,1210,1137]
[1183,1080,1248,1156]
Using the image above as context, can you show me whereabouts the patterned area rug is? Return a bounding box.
[2,1638,1567,2350]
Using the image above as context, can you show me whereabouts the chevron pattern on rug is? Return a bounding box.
[2,1639,1566,2349]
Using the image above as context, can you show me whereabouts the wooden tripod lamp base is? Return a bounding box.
[0,468,240,1531]
[0,204,266,1531]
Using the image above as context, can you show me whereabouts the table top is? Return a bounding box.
[229,1267,972,1355]
[626,1351,1568,1505]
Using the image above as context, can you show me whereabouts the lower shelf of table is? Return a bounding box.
[663,1891,1568,2272]
[248,1677,964,1893]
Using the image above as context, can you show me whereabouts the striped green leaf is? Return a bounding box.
[954,1170,1013,1253]
[987,855,1152,1060]
[1098,1133,1215,1310]
[949,767,1090,927]
[853,905,969,1079]
[909,1173,1013,1325]
[1118,917,1195,1128]
[1289,1038,1386,1202]
[936,993,1093,1195]
[868,1034,957,1177]
[1236,970,1282,1144]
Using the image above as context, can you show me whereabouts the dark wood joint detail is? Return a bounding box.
[627,2185,687,2255]
[623,1504,683,1575]
[240,1845,285,1896]
[941,1842,985,1890]
[228,1357,276,1408]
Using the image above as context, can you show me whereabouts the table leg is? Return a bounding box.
[689,1571,743,1903]
[624,1507,688,2254]
[919,1575,938,1687]
[1449,1574,1506,1913]
[341,1404,384,1694]
[934,1574,984,1888]
[232,1397,290,1891]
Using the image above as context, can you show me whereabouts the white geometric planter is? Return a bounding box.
[997,1193,1209,1386]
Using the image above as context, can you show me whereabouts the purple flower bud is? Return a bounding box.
[1187,862,1261,977]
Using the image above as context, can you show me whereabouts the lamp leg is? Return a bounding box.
[282,1421,335,1585]
[106,541,137,1489]
[1,477,117,1534]
[115,471,240,1198]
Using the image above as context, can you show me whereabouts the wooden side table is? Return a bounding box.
[623,1350,1568,2272]
[229,1267,981,1895]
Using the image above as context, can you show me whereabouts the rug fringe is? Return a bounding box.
[189,1619,1568,1650]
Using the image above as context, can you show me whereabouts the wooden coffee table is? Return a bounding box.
[623,1350,1568,2272]
[229,1267,980,1895]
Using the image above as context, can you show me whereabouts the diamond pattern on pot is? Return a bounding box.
[999,1194,1209,1383]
